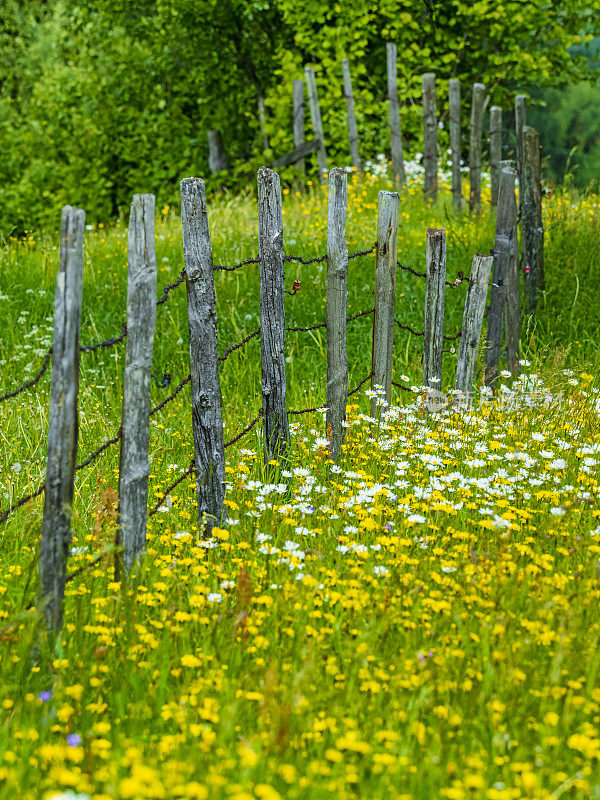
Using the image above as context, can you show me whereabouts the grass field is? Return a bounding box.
[1,169,600,800]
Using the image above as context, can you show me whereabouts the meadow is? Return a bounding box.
[1,165,600,800]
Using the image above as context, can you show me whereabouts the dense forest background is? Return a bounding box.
[1,0,600,234]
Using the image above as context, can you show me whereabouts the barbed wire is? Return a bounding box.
[219,329,261,363]
[214,257,261,272]
[395,319,462,341]
[157,269,186,305]
[392,380,418,394]
[79,323,128,353]
[0,349,53,403]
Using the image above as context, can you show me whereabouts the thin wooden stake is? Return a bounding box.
[387,43,405,186]
[522,125,544,313]
[258,96,269,151]
[422,72,438,202]
[293,79,305,176]
[455,254,493,397]
[258,167,289,461]
[371,190,400,418]
[180,178,226,537]
[207,130,229,173]
[342,59,361,172]
[39,205,85,633]
[423,228,447,395]
[515,94,527,214]
[326,168,349,460]
[304,66,328,184]
[490,106,502,207]
[469,83,486,214]
[449,78,461,212]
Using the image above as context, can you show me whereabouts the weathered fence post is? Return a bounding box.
[326,168,349,459]
[304,66,328,184]
[117,194,157,576]
[423,229,447,396]
[208,130,229,174]
[469,83,486,214]
[515,94,527,214]
[342,59,361,172]
[485,162,518,388]
[449,78,461,211]
[522,125,544,313]
[387,43,405,187]
[39,205,85,633]
[180,178,226,538]
[455,254,493,397]
[258,167,289,461]
[422,72,438,202]
[258,96,269,152]
[490,106,502,207]
[293,79,305,177]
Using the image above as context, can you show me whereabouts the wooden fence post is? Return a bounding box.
[371,190,400,418]
[258,96,269,152]
[515,94,527,214]
[469,83,486,214]
[342,59,361,172]
[485,162,518,389]
[208,130,229,173]
[490,105,502,208]
[522,125,544,313]
[423,228,447,395]
[258,167,289,461]
[39,206,85,633]
[387,43,406,187]
[422,72,438,202]
[117,194,157,576]
[326,168,349,459]
[304,66,328,184]
[455,254,493,397]
[180,178,227,537]
[449,78,461,212]
[293,79,305,177]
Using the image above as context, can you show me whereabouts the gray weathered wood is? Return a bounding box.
[490,106,502,208]
[180,178,226,537]
[293,79,305,175]
[449,79,461,211]
[469,83,486,214]
[455,254,493,396]
[273,139,320,169]
[258,96,269,152]
[515,94,527,214]
[371,190,400,418]
[117,194,157,575]
[342,59,361,172]
[258,167,289,461]
[304,66,328,184]
[207,130,229,173]
[485,162,518,388]
[522,125,544,313]
[39,206,85,632]
[422,72,438,202]
[503,169,521,377]
[387,43,405,187]
[326,169,349,460]
[423,229,447,394]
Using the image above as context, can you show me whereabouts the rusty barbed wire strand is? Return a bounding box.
[150,375,191,416]
[392,380,418,394]
[148,459,195,518]
[225,413,262,447]
[79,323,127,353]
[157,269,186,305]
[214,257,261,272]
[348,371,374,396]
[0,349,53,403]
[219,329,261,363]
[75,429,123,472]
[395,319,462,341]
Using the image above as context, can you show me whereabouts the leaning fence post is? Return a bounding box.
[293,79,305,177]
[180,178,227,537]
[258,167,289,461]
[304,66,328,184]
[423,229,447,396]
[208,130,229,174]
[422,72,438,202]
[342,59,361,172]
[455,254,493,397]
[371,190,400,418]
[387,43,406,187]
[117,194,157,576]
[326,168,349,460]
[490,106,502,208]
[522,125,544,313]
[39,205,85,633]
[449,78,461,211]
[515,94,527,215]
[469,83,486,214]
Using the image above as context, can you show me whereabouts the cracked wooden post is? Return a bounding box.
[469,83,486,215]
[39,205,85,633]
[117,194,157,575]
[490,106,502,208]
[387,43,405,187]
[503,166,521,377]
[208,130,229,173]
[258,96,269,152]
[181,178,226,538]
[455,254,493,398]
[423,229,447,397]
[293,79,305,177]
[515,94,527,215]
[422,72,438,202]
[326,168,349,460]
[258,167,289,461]
[522,125,544,313]
[371,190,399,418]
[449,79,461,212]
[342,59,361,172]
[304,66,328,184]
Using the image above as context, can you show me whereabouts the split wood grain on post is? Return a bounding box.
[293,80,305,176]
[455,254,493,397]
[342,59,361,172]
[422,72,438,202]
[490,106,502,207]
[449,78,461,212]
[387,43,405,187]
[522,125,544,313]
[304,66,328,184]
[469,83,486,214]
[423,228,447,400]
